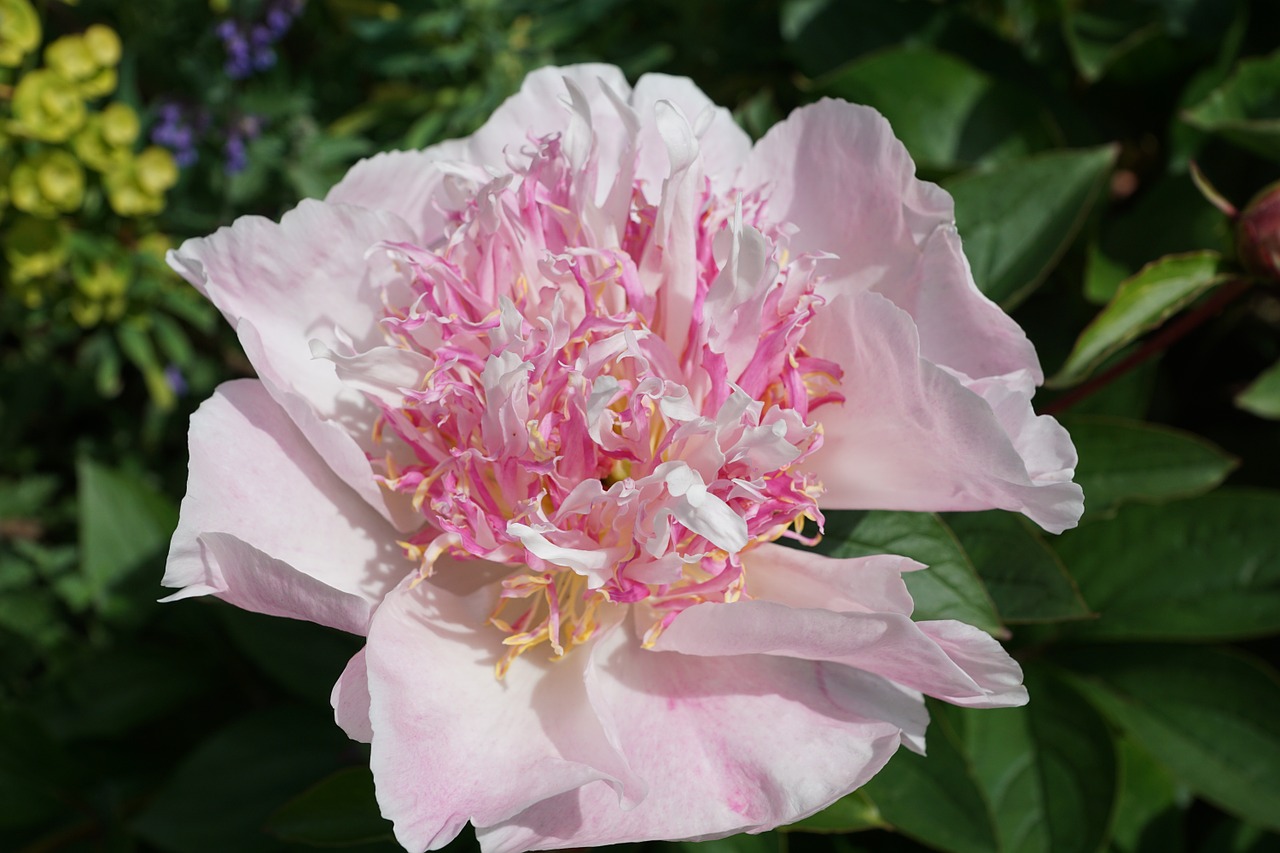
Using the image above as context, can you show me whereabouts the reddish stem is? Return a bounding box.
[1041,277,1252,416]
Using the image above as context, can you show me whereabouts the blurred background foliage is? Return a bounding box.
[2,0,1280,851]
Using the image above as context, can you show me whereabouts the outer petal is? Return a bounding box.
[803,289,1083,533]
[631,72,752,196]
[328,66,753,241]
[364,572,643,853]
[324,140,470,241]
[743,542,921,615]
[463,64,633,171]
[477,623,921,852]
[654,600,1027,709]
[163,379,402,634]
[327,65,634,239]
[737,99,1040,382]
[168,200,421,529]
[332,648,373,743]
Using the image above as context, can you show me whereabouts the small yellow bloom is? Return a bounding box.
[136,232,174,262]
[75,258,129,299]
[135,146,179,195]
[11,69,87,142]
[11,150,85,217]
[83,25,122,67]
[0,0,40,67]
[101,102,140,146]
[104,150,174,217]
[34,150,86,212]
[70,296,105,327]
[72,115,129,172]
[77,66,118,99]
[3,216,67,284]
[46,35,96,81]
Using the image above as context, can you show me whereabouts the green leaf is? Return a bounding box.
[31,646,211,740]
[1064,416,1237,517]
[785,790,885,834]
[116,321,176,410]
[861,702,999,853]
[267,767,393,846]
[77,458,177,610]
[819,511,1003,636]
[812,47,1058,175]
[780,0,931,78]
[1063,0,1237,84]
[219,608,363,705]
[1056,645,1280,832]
[1063,3,1164,83]
[958,668,1118,853]
[1184,50,1280,161]
[1110,737,1187,853]
[1196,818,1280,853]
[0,475,57,520]
[1049,251,1229,388]
[943,511,1091,624]
[1083,176,1230,305]
[1236,358,1280,419]
[1054,490,1280,641]
[133,708,352,853]
[0,589,68,651]
[943,146,1117,308]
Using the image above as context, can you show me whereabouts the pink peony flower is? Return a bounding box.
[163,64,1082,851]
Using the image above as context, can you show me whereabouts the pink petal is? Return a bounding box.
[163,380,402,634]
[737,99,1040,382]
[743,542,921,616]
[803,289,1083,533]
[477,623,921,852]
[332,649,373,743]
[364,574,643,852]
[326,65,634,239]
[914,620,1027,707]
[631,72,752,196]
[654,599,1027,709]
[463,64,633,170]
[168,200,421,529]
[324,141,469,240]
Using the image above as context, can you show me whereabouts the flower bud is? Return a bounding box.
[1237,180,1280,282]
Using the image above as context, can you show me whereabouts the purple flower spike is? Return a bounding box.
[224,135,248,174]
[164,364,189,396]
[266,8,291,37]
[250,25,273,49]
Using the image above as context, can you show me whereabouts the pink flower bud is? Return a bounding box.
[1238,180,1280,281]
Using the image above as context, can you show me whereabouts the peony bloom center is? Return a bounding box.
[347,129,843,675]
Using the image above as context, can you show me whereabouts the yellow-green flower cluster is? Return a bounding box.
[2,7,179,328]
[4,15,178,221]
